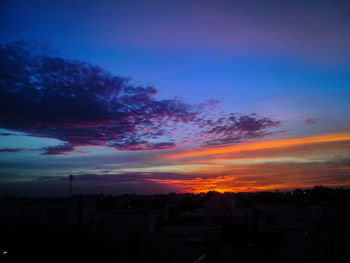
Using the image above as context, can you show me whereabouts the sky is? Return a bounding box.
[1,0,350,196]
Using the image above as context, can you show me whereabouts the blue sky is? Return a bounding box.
[1,0,350,196]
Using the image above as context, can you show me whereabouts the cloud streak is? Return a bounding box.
[168,132,350,160]
[0,148,24,153]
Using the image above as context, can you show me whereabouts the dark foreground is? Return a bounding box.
[1,186,349,263]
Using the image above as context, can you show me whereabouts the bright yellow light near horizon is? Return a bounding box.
[2,251,7,255]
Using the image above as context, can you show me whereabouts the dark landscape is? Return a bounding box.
[1,186,350,262]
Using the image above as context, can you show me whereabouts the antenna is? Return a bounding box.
[69,175,73,198]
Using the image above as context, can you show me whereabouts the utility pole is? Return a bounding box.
[69,175,73,198]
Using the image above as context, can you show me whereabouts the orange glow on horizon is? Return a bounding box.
[147,176,289,193]
[149,131,350,193]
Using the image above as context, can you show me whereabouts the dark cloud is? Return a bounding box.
[1,173,180,196]
[305,118,317,125]
[25,172,187,195]
[0,148,24,153]
[0,132,17,136]
[0,41,280,154]
[33,172,203,183]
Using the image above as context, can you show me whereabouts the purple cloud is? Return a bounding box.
[195,113,281,146]
[43,143,75,155]
[0,41,280,154]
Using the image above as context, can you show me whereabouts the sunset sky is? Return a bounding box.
[1,0,350,196]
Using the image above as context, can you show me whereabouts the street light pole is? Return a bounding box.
[69,175,73,198]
